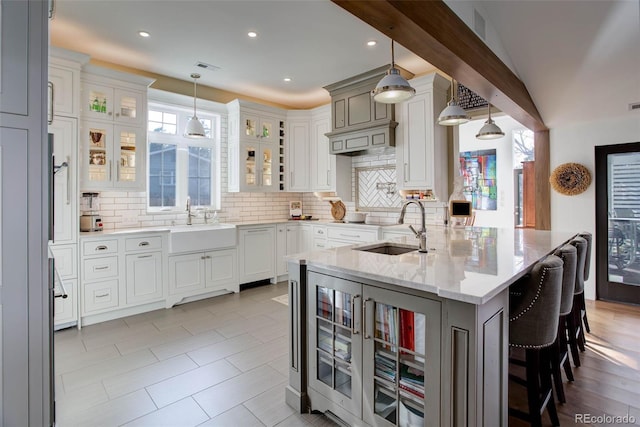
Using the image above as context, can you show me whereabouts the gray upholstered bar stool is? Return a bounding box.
[567,236,588,367]
[509,254,563,426]
[578,231,592,333]
[550,243,578,404]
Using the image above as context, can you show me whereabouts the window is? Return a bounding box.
[147,102,220,211]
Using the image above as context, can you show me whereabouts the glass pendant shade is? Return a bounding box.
[475,104,505,140]
[185,73,206,138]
[438,79,469,126]
[371,41,415,104]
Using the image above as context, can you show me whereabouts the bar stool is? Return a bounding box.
[578,231,592,333]
[509,254,563,426]
[550,243,577,404]
[567,236,587,367]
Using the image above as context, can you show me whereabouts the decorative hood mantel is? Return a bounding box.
[323,66,412,155]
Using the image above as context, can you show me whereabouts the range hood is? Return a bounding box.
[324,66,412,156]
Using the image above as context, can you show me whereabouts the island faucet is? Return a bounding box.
[398,200,428,253]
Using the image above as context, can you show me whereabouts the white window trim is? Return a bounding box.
[147,98,222,213]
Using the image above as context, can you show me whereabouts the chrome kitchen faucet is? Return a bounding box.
[398,200,428,253]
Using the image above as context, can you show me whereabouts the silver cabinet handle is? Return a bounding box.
[95,245,108,251]
[327,170,330,186]
[351,294,361,335]
[317,229,324,235]
[247,228,269,233]
[404,163,408,182]
[48,81,54,124]
[363,298,373,339]
[289,280,298,370]
[94,266,109,271]
[138,241,149,247]
[340,233,360,239]
[137,254,152,259]
[65,156,71,205]
[95,293,110,298]
[108,160,112,181]
[290,171,294,188]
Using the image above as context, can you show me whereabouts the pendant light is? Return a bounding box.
[185,73,206,138]
[476,103,505,140]
[437,79,470,126]
[371,40,415,104]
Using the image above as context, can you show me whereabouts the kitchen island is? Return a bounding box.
[285,226,576,427]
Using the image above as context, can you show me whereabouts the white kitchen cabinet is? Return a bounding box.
[80,232,168,326]
[79,65,153,192]
[168,248,238,303]
[312,225,328,250]
[50,244,78,280]
[49,117,78,244]
[287,120,311,191]
[306,270,442,427]
[238,225,276,284]
[125,251,163,305]
[396,73,450,200]
[227,99,286,192]
[48,48,88,120]
[81,80,146,126]
[80,120,146,191]
[277,223,304,277]
[325,225,378,248]
[54,278,78,329]
[299,223,314,253]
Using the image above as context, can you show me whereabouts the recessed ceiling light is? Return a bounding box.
[138,31,150,38]
[283,77,292,82]
[248,31,258,38]
[367,40,377,46]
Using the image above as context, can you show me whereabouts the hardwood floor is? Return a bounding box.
[509,299,640,426]
[55,284,640,426]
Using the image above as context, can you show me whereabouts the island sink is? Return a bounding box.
[353,242,418,255]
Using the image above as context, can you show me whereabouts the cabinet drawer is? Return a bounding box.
[83,279,118,313]
[125,236,162,252]
[313,226,327,237]
[83,239,118,256]
[326,227,377,243]
[83,256,118,281]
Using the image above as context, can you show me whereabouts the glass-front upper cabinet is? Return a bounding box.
[82,82,145,126]
[239,143,275,192]
[240,112,277,144]
[81,121,144,190]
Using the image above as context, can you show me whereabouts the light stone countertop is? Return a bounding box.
[286,226,577,305]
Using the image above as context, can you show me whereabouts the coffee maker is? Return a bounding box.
[80,192,103,232]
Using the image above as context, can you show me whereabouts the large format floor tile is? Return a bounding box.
[54,282,334,426]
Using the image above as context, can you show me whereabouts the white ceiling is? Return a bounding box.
[51,0,640,127]
[50,0,436,109]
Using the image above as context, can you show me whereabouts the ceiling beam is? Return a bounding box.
[332,0,547,131]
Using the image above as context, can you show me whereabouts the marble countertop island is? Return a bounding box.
[287,226,577,304]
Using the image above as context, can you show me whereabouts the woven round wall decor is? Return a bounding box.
[549,162,592,196]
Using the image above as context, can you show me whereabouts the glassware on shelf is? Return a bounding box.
[91,97,100,112]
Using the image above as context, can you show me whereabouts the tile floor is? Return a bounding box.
[54,282,335,427]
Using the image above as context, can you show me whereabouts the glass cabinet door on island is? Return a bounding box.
[308,272,363,418]
[363,286,441,427]
[307,271,442,427]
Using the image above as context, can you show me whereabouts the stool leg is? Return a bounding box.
[550,327,566,404]
[580,293,591,333]
[541,347,561,426]
[566,308,581,367]
[574,295,586,352]
[525,349,542,427]
[558,315,574,382]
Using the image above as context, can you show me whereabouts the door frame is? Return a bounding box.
[595,141,640,304]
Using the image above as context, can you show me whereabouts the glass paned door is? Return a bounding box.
[262,147,273,189]
[243,143,257,188]
[117,129,137,183]
[363,287,440,427]
[596,142,640,304]
[308,272,362,418]
[87,125,110,184]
